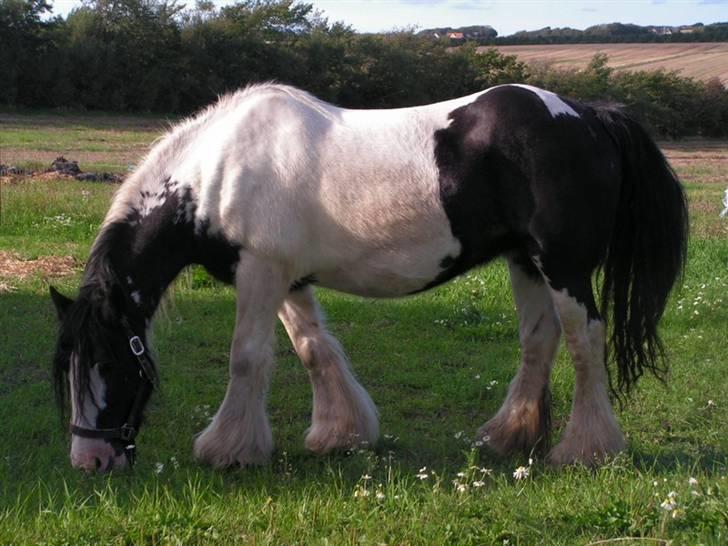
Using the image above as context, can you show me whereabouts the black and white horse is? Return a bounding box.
[51,83,688,472]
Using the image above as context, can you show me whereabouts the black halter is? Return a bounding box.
[69,316,158,466]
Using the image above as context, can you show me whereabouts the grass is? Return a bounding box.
[0,114,726,544]
[0,111,170,174]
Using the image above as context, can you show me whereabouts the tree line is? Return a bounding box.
[1,0,727,138]
[491,22,728,45]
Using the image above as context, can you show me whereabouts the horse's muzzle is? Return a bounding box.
[70,436,128,473]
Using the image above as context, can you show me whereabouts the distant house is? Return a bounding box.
[448,32,464,40]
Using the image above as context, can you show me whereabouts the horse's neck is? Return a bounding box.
[89,200,194,320]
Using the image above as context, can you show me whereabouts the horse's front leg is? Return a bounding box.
[193,253,289,468]
[278,286,379,453]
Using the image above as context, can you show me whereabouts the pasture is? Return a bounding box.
[492,43,728,85]
[1,112,726,544]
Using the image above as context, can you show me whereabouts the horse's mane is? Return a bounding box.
[53,223,154,421]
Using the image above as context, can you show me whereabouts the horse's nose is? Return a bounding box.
[70,437,127,472]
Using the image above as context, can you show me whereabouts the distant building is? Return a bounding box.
[448,32,464,40]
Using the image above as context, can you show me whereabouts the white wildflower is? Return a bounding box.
[688,477,698,487]
[660,491,678,511]
[473,480,485,488]
[376,491,385,501]
[513,466,529,480]
[353,485,370,498]
[154,462,164,474]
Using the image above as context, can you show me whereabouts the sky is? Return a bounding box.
[49,0,728,36]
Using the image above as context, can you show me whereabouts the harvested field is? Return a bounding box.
[491,43,728,85]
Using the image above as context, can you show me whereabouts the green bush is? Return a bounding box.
[1,0,726,138]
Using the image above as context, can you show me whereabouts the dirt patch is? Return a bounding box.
[0,251,79,280]
[0,156,122,183]
[0,280,16,293]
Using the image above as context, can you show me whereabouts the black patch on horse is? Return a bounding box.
[290,274,318,292]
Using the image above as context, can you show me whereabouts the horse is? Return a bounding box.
[50,83,688,473]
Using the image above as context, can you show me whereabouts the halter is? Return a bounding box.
[69,316,158,466]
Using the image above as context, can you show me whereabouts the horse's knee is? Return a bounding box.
[229,340,274,379]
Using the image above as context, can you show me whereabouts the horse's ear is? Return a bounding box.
[49,286,74,321]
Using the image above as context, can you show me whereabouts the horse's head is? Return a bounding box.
[50,285,156,472]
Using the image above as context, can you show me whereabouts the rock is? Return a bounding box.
[48,156,81,176]
[75,172,122,183]
[0,164,26,176]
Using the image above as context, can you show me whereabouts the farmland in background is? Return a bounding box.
[492,42,728,85]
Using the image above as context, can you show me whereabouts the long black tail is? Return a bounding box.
[596,108,689,396]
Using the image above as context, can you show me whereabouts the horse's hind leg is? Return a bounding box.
[478,257,561,457]
[278,286,379,453]
[540,269,625,466]
[193,253,289,468]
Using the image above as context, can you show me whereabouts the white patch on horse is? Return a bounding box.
[69,359,123,471]
[193,253,285,467]
[507,84,579,119]
[69,359,107,429]
[478,260,560,454]
[547,288,624,465]
[278,287,379,453]
[138,192,167,217]
[131,290,142,305]
[123,83,479,297]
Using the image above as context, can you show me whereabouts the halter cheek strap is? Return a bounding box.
[69,318,158,466]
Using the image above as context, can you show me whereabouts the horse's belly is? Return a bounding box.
[315,240,460,297]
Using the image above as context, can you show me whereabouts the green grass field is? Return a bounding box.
[0,113,726,545]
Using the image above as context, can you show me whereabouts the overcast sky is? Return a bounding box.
[49,0,728,36]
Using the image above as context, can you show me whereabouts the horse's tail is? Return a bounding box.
[595,108,689,397]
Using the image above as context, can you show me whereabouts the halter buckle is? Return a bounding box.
[120,424,136,442]
[129,336,145,356]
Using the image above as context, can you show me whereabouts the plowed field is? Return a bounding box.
[491,42,728,84]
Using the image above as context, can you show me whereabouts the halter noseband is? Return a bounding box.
[69,317,158,466]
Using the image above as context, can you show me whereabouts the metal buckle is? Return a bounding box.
[129,336,145,356]
[120,424,136,442]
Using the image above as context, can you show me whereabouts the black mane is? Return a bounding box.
[53,223,154,420]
